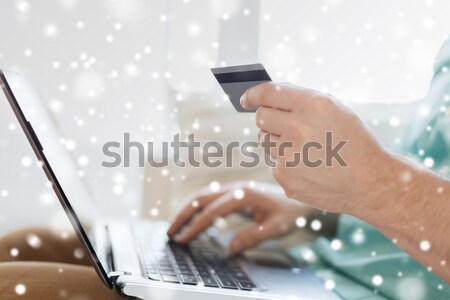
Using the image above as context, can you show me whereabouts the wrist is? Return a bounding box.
[347,150,413,224]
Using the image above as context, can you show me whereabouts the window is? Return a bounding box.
[168,0,450,103]
[260,0,450,104]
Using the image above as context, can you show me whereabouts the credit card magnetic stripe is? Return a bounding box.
[211,63,272,112]
[212,69,271,84]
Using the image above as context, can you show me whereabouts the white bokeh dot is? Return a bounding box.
[40,192,54,206]
[296,217,307,228]
[106,34,114,43]
[21,156,32,168]
[351,229,366,244]
[10,248,19,257]
[113,184,124,195]
[65,140,76,151]
[74,248,85,259]
[1,190,9,198]
[233,188,245,200]
[58,84,68,93]
[423,157,434,168]
[187,23,201,36]
[16,1,31,13]
[389,116,401,127]
[44,23,59,38]
[330,239,343,250]
[124,62,139,77]
[52,61,60,69]
[15,284,26,295]
[150,208,159,217]
[77,156,89,167]
[26,234,42,249]
[311,219,322,231]
[372,274,383,286]
[324,279,335,290]
[209,181,220,192]
[420,240,431,251]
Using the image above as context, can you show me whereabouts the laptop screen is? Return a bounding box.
[0,70,113,288]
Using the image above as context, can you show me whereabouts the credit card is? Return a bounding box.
[211,63,272,112]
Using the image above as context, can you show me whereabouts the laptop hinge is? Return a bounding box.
[108,271,132,285]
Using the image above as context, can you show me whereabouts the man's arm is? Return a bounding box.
[241,82,450,283]
[354,152,450,282]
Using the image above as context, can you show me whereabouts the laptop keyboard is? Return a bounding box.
[133,222,258,291]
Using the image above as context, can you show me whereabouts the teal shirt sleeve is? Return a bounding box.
[305,39,450,300]
[403,37,450,174]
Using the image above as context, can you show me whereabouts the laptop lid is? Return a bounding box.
[0,69,113,288]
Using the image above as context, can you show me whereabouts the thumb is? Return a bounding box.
[230,218,283,253]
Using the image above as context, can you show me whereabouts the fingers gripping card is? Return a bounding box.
[211,63,272,112]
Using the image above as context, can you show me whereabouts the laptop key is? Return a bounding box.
[179,269,194,275]
[177,264,191,271]
[197,270,211,276]
[159,264,174,270]
[217,274,238,289]
[162,275,180,283]
[200,275,219,287]
[147,273,161,281]
[237,281,257,291]
[160,269,177,276]
[194,264,208,271]
[146,267,158,273]
[158,259,171,265]
[233,272,250,281]
[181,275,198,285]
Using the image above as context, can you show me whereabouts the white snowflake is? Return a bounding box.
[21,156,32,168]
[372,274,383,286]
[209,181,220,192]
[150,208,159,217]
[324,279,335,290]
[233,189,245,200]
[10,248,19,257]
[77,156,89,167]
[423,157,434,168]
[1,190,9,198]
[113,184,124,195]
[74,248,85,259]
[16,1,31,14]
[420,240,431,251]
[330,239,343,250]
[389,116,401,127]
[26,234,42,249]
[44,23,59,38]
[310,219,322,231]
[187,23,201,36]
[295,216,307,228]
[15,284,26,295]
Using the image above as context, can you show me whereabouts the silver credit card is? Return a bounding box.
[211,63,272,112]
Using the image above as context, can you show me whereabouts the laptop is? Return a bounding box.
[0,69,340,300]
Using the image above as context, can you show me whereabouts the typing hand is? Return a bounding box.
[167,182,307,253]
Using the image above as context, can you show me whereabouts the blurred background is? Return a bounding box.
[1,0,450,235]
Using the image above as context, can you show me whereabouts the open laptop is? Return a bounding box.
[0,69,340,300]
